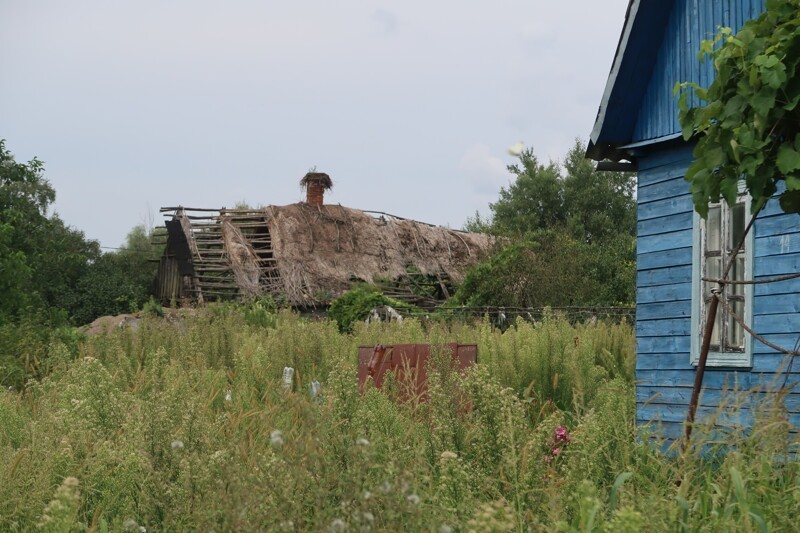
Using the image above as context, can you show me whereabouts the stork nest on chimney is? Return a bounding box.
[300,172,333,190]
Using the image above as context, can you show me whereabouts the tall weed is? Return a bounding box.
[0,307,797,531]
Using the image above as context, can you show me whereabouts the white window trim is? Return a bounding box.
[690,182,754,367]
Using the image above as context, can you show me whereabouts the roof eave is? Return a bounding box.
[587,0,676,162]
[587,0,641,161]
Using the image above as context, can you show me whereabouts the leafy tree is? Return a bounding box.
[676,0,800,216]
[490,149,564,237]
[0,140,161,326]
[462,210,492,233]
[488,140,635,243]
[0,141,50,321]
[0,222,32,321]
[453,230,634,308]
[562,142,636,244]
[70,224,162,325]
[455,140,636,308]
[0,140,101,322]
[452,233,593,307]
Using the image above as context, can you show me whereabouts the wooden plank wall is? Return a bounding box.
[636,144,800,443]
[632,0,766,143]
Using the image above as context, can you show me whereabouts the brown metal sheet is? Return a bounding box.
[357,343,477,401]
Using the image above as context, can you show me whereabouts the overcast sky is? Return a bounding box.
[2,0,629,248]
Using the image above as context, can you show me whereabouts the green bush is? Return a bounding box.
[327,285,410,333]
[141,296,164,318]
[452,232,635,308]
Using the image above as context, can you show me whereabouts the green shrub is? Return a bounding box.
[327,286,410,333]
[243,296,278,328]
[141,296,164,318]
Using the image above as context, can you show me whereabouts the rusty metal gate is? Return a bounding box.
[357,343,477,400]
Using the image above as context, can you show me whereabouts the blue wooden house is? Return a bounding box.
[587,0,799,442]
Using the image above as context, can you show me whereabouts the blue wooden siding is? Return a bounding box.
[635,144,800,442]
[632,0,766,143]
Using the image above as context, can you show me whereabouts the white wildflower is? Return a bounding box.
[270,430,285,447]
[328,518,346,531]
[440,451,458,460]
[379,481,392,493]
[363,512,374,523]
[70,398,80,407]
[225,390,232,402]
[356,437,370,447]
[438,525,453,533]
[407,494,420,505]
[170,440,184,450]
[361,490,372,500]
[123,519,138,531]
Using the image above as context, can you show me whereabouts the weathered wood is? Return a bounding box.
[637,336,692,355]
[196,281,241,289]
[161,207,266,213]
[637,282,691,304]
[637,318,690,337]
[638,228,693,255]
[637,265,692,288]
[638,176,693,205]
[637,211,693,237]
[636,301,691,321]
[638,194,693,221]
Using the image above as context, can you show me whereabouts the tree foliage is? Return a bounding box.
[491,151,564,237]
[490,140,635,243]
[0,140,101,323]
[677,0,800,217]
[456,140,636,307]
[0,140,159,326]
[69,225,162,325]
[453,235,590,307]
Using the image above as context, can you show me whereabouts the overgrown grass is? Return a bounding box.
[0,307,797,531]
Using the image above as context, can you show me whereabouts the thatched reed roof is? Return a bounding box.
[265,203,493,305]
[156,202,495,307]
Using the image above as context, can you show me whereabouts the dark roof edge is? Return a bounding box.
[587,0,641,161]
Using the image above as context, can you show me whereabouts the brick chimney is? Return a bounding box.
[300,172,332,208]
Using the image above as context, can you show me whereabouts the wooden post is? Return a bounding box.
[682,288,719,452]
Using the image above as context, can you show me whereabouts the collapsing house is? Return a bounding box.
[155,173,494,308]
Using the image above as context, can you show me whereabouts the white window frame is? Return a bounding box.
[690,181,754,367]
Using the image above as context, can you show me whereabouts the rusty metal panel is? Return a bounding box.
[357,343,477,400]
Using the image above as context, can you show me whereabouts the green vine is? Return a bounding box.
[676,0,800,218]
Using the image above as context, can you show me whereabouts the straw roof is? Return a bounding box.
[264,203,493,305]
[157,202,495,307]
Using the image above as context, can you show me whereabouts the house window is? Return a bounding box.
[691,187,753,367]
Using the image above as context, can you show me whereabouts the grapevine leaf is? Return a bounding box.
[777,145,800,174]
[779,190,800,214]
